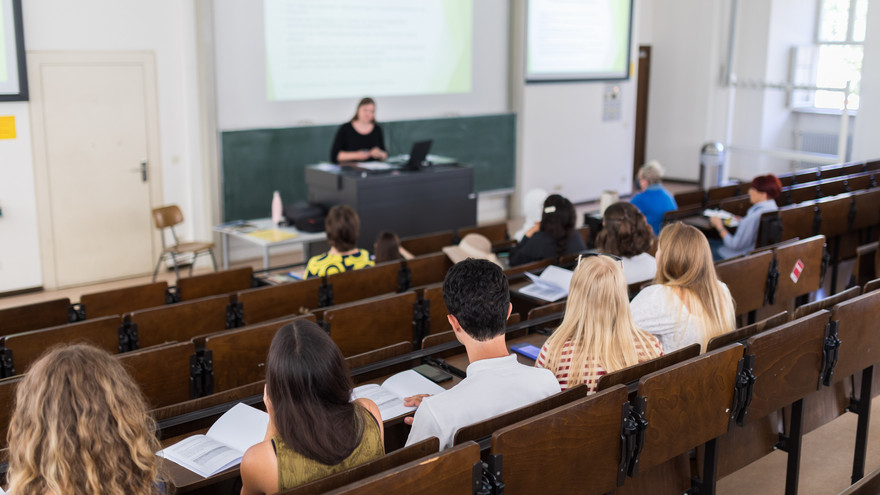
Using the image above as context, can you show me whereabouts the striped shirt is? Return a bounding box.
[535,337,664,393]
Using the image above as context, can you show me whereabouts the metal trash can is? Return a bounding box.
[700,142,727,190]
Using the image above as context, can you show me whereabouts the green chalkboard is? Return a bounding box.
[220,113,516,221]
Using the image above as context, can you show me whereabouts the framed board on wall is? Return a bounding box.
[0,0,28,101]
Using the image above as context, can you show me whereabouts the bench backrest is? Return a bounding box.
[490,385,629,495]
[793,286,861,319]
[706,311,789,352]
[0,375,24,450]
[772,235,825,302]
[715,250,774,315]
[420,284,450,336]
[325,260,404,306]
[400,230,456,256]
[2,316,121,374]
[127,295,233,349]
[851,188,880,230]
[526,301,566,333]
[80,282,168,319]
[674,190,706,208]
[831,290,880,381]
[117,341,195,408]
[325,441,480,495]
[596,343,701,393]
[0,298,71,334]
[325,292,419,356]
[176,266,253,301]
[236,277,322,325]
[406,253,453,288]
[458,222,509,243]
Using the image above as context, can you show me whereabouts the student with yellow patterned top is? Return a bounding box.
[304,204,374,278]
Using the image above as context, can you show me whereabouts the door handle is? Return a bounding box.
[131,161,148,182]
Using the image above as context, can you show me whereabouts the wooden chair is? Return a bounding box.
[125,294,234,350]
[715,250,774,319]
[708,183,741,202]
[0,297,72,335]
[176,266,253,301]
[235,277,322,325]
[200,315,313,392]
[400,229,456,256]
[117,341,195,408]
[0,375,23,450]
[458,222,509,243]
[453,385,587,448]
[851,189,880,238]
[771,235,826,306]
[817,195,859,293]
[324,260,404,306]
[674,190,706,208]
[80,281,168,319]
[706,311,790,352]
[785,183,822,205]
[779,202,822,241]
[718,195,751,218]
[406,252,453,288]
[488,385,629,495]
[1,316,121,376]
[526,301,565,334]
[854,242,878,288]
[710,312,831,493]
[419,284,451,336]
[596,343,701,394]
[504,258,553,277]
[323,292,419,356]
[282,438,441,495]
[793,286,861,319]
[324,441,481,495]
[346,341,414,370]
[866,278,880,294]
[151,204,217,282]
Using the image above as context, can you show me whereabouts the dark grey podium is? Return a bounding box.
[306,164,477,250]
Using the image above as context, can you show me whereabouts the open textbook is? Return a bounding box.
[159,403,269,478]
[518,265,574,302]
[352,369,447,420]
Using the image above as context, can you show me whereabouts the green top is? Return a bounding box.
[274,405,384,490]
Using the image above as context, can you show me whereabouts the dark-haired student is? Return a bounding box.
[596,202,657,284]
[305,205,374,278]
[373,231,414,264]
[403,258,560,450]
[709,174,782,260]
[240,320,384,494]
[509,194,585,266]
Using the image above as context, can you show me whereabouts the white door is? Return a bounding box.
[30,53,163,288]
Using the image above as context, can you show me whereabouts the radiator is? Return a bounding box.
[795,131,852,169]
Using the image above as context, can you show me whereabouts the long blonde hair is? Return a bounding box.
[654,223,737,348]
[6,344,164,495]
[541,256,662,386]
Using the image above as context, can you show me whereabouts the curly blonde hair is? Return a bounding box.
[6,344,164,495]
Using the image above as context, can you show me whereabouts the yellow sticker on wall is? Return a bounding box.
[0,116,15,139]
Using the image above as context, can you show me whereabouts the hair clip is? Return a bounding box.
[543,206,556,213]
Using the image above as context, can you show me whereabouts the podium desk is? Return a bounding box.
[306,163,477,250]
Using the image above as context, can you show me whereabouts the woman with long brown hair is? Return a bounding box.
[630,222,736,352]
[330,97,387,163]
[595,202,657,284]
[535,255,663,393]
[240,320,384,493]
[5,344,164,495]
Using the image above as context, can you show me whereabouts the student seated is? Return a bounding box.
[709,174,782,260]
[305,204,374,278]
[630,223,736,352]
[403,258,561,449]
[630,160,677,234]
[509,194,586,266]
[5,344,165,495]
[240,320,384,494]
[595,202,657,284]
[536,254,663,393]
[373,231,414,263]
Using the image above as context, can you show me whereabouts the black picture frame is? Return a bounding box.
[0,0,28,102]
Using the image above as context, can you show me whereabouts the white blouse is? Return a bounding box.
[630,283,732,352]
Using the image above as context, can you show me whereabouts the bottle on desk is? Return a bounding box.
[272,190,284,227]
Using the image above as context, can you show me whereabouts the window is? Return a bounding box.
[813,0,867,110]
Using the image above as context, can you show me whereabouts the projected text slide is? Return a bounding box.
[265,0,473,101]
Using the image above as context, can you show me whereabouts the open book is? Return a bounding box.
[352,369,447,420]
[703,208,740,227]
[518,265,574,302]
[159,403,269,478]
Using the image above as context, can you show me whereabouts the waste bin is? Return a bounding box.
[700,142,727,190]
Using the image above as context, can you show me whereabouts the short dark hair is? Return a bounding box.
[596,202,655,257]
[540,194,576,257]
[750,174,782,199]
[442,258,510,341]
[326,205,360,252]
[266,320,362,466]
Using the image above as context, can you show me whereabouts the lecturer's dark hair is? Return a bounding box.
[350,97,376,123]
[266,320,363,466]
[443,258,510,341]
[540,194,576,257]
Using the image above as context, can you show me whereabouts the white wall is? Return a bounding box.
[0,103,42,292]
[0,0,206,291]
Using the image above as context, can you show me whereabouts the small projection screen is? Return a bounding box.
[526,0,633,82]
[0,0,27,101]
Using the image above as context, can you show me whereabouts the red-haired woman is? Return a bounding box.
[709,174,782,260]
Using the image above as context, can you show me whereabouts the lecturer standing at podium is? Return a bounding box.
[331,97,388,163]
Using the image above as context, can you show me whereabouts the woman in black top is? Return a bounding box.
[331,97,388,163]
[509,194,585,266]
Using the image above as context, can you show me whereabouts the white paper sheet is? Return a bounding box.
[352,369,447,420]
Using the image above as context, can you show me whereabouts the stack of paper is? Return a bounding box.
[519,265,574,302]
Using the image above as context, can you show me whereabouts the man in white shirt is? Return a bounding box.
[403,258,561,449]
